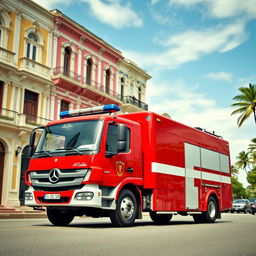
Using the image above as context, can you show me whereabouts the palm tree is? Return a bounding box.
[231,83,256,127]
[248,137,256,152]
[248,138,256,164]
[235,151,253,174]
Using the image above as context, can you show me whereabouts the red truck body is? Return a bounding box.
[25,105,232,226]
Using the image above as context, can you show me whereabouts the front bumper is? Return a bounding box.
[25,184,102,208]
[231,205,246,212]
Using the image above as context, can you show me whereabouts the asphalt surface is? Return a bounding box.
[0,213,255,256]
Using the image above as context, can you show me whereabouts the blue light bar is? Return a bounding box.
[59,104,120,118]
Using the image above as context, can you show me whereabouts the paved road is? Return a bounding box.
[0,214,255,256]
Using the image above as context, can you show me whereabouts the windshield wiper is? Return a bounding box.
[55,147,83,155]
[35,150,53,157]
[65,147,83,155]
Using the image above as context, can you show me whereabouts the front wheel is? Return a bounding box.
[47,208,74,226]
[110,189,138,227]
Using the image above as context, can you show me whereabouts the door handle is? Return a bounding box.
[126,167,133,173]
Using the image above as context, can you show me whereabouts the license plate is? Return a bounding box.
[44,194,61,200]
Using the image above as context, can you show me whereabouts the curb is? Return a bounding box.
[0,213,47,219]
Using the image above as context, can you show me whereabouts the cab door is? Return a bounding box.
[101,121,137,187]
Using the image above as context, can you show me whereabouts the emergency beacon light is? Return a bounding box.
[59,104,120,118]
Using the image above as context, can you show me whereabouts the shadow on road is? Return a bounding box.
[34,218,232,229]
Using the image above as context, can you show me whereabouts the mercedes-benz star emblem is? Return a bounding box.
[49,168,60,184]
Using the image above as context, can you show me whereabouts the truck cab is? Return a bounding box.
[25,105,143,226]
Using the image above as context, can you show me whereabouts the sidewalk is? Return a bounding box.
[0,205,46,219]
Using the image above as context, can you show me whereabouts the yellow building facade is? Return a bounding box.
[0,0,53,207]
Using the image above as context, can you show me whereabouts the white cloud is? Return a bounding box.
[170,0,256,20]
[81,0,143,28]
[123,22,247,70]
[205,72,233,82]
[32,0,72,9]
[148,78,254,187]
[151,0,160,4]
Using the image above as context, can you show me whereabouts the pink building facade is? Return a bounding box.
[51,10,124,120]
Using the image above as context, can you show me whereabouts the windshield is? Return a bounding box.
[35,120,103,156]
[233,199,246,204]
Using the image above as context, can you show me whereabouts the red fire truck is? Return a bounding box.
[24,104,232,227]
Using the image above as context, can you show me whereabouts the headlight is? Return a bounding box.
[25,192,33,200]
[75,192,94,200]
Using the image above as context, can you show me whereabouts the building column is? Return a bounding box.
[77,48,82,80]
[13,12,21,65]
[47,29,53,68]
[52,32,59,70]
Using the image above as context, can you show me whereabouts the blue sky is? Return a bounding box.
[34,0,256,186]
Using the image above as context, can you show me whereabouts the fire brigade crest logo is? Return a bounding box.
[116,161,125,177]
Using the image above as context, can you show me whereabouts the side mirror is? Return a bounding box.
[117,123,127,152]
[28,126,44,157]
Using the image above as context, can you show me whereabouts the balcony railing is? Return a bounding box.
[20,57,51,80]
[18,113,51,127]
[0,108,17,123]
[0,108,51,127]
[122,96,148,111]
[0,47,16,67]
[53,66,121,101]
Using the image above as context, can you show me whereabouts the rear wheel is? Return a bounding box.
[47,208,74,226]
[150,211,172,225]
[193,196,218,223]
[110,189,138,227]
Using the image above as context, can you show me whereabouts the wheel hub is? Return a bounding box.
[120,197,135,220]
[209,200,216,218]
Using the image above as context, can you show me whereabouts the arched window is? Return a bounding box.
[26,32,38,61]
[0,11,10,49]
[120,77,125,101]
[86,58,93,85]
[105,69,111,94]
[64,47,71,76]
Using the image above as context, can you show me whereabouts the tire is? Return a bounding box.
[204,196,218,223]
[47,208,74,226]
[193,196,218,224]
[193,214,205,223]
[110,189,138,227]
[252,212,255,215]
[150,211,172,225]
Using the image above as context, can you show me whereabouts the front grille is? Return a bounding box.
[30,169,88,188]
[34,185,84,192]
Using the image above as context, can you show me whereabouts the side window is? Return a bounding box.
[106,124,118,154]
[106,123,130,154]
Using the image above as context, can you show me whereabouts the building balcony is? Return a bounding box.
[121,96,148,112]
[0,47,16,68]
[0,108,18,126]
[17,113,51,127]
[52,67,122,104]
[0,108,51,130]
[19,57,51,81]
